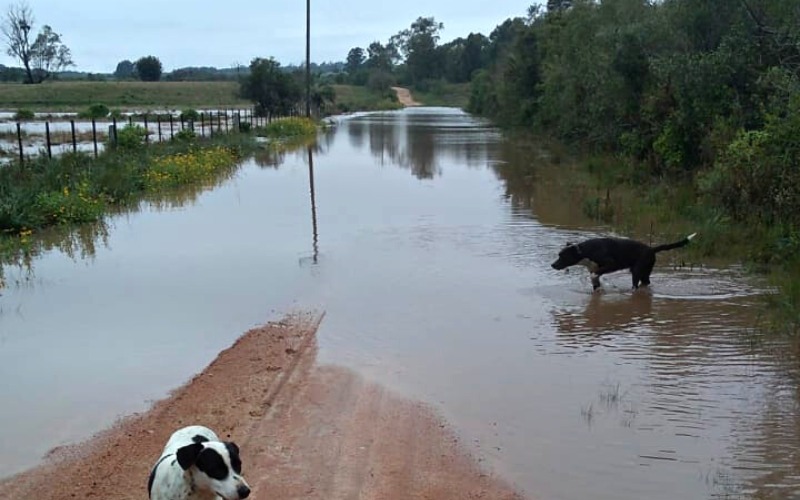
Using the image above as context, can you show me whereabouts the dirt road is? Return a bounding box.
[392,86,422,107]
[0,312,521,499]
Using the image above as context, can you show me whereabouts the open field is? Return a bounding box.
[0,81,250,111]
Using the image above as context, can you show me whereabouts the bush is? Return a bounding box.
[180,109,200,122]
[79,103,110,119]
[33,181,106,226]
[261,117,317,138]
[700,95,800,226]
[174,128,196,142]
[14,108,34,121]
[114,125,148,150]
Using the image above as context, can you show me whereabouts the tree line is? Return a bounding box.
[467,0,800,238]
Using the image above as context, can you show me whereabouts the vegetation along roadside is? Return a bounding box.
[0,117,318,288]
[464,2,800,334]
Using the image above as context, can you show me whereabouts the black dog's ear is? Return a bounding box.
[224,441,240,456]
[225,442,242,474]
[176,442,204,470]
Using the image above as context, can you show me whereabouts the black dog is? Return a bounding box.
[551,233,696,290]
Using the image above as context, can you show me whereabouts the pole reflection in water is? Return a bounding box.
[308,145,319,265]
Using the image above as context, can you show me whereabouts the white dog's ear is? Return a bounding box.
[176,442,204,470]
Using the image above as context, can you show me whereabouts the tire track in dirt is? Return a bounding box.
[0,311,524,500]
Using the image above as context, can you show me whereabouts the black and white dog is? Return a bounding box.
[148,425,251,500]
[551,233,697,290]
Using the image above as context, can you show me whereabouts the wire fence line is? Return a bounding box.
[0,108,284,165]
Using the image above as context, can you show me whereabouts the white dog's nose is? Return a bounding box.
[237,485,251,499]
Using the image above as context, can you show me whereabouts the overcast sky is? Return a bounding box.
[1,0,536,73]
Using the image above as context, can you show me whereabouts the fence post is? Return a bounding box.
[201,113,206,137]
[70,120,77,153]
[157,116,162,142]
[224,110,229,133]
[45,121,52,159]
[128,115,133,127]
[169,115,174,140]
[144,115,149,144]
[92,118,98,157]
[16,122,23,165]
[217,112,221,133]
[111,117,118,146]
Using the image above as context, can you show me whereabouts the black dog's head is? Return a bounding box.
[551,243,582,270]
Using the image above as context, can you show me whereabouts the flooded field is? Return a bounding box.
[1,108,798,499]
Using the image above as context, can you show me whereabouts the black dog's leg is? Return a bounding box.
[591,265,616,290]
[631,253,656,289]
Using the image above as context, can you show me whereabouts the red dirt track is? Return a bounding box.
[0,312,522,499]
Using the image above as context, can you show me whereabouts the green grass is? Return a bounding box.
[0,81,250,111]
[412,82,471,109]
[330,85,401,113]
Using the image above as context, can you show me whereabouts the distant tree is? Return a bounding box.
[135,55,162,82]
[239,57,301,116]
[114,59,135,79]
[547,0,573,14]
[440,33,489,83]
[392,17,445,83]
[366,41,395,72]
[1,2,73,84]
[345,47,365,74]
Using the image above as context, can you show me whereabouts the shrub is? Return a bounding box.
[143,147,239,190]
[261,117,317,138]
[14,108,34,121]
[174,128,196,142]
[114,125,148,150]
[180,109,200,122]
[80,103,110,119]
[33,181,106,226]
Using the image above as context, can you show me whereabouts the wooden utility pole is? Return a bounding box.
[306,0,311,117]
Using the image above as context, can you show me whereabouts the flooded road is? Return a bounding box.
[1,108,799,499]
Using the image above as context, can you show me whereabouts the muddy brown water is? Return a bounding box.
[1,108,798,499]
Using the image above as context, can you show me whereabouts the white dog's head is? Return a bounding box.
[175,438,251,499]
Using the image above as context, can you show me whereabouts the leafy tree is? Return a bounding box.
[346,47,365,74]
[366,41,397,71]
[1,2,73,84]
[114,59,135,79]
[239,57,301,116]
[135,55,163,82]
[392,17,445,83]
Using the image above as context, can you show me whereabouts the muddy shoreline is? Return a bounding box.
[0,312,521,499]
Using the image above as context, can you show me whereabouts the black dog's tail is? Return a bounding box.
[653,232,697,253]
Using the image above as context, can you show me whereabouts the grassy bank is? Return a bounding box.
[526,141,800,334]
[411,82,470,109]
[0,81,249,111]
[330,85,401,113]
[0,117,318,286]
